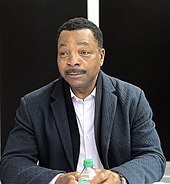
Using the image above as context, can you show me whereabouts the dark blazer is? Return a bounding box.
[0,71,166,184]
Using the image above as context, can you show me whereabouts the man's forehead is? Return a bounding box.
[58,40,90,47]
[58,30,95,47]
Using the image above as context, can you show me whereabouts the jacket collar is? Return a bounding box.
[50,77,75,170]
[100,71,118,168]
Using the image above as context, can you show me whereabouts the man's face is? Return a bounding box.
[57,29,105,95]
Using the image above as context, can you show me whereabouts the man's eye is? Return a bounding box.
[80,50,90,56]
[59,51,68,58]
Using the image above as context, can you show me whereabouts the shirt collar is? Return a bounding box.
[70,87,96,101]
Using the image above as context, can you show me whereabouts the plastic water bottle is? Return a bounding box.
[78,159,96,184]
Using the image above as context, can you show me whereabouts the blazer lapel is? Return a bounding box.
[50,78,75,170]
[100,72,117,168]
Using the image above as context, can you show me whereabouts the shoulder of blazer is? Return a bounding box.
[101,70,143,100]
[22,77,63,103]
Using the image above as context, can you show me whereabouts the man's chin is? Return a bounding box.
[69,83,85,90]
[65,76,84,86]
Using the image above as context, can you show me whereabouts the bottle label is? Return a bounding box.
[78,181,90,184]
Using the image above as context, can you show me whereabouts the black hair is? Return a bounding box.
[57,17,103,49]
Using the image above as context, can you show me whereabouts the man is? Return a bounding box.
[0,17,166,184]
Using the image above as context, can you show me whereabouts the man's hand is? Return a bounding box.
[55,172,80,184]
[91,168,122,184]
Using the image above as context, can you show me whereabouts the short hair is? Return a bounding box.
[57,17,103,49]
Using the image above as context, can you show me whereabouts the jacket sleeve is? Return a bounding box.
[0,97,64,184]
[111,90,166,184]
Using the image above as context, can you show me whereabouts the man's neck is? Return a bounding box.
[70,87,95,100]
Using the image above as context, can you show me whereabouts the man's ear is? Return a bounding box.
[100,48,105,66]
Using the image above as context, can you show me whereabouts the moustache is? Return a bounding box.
[65,69,86,75]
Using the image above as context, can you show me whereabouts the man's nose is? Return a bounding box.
[67,53,80,66]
